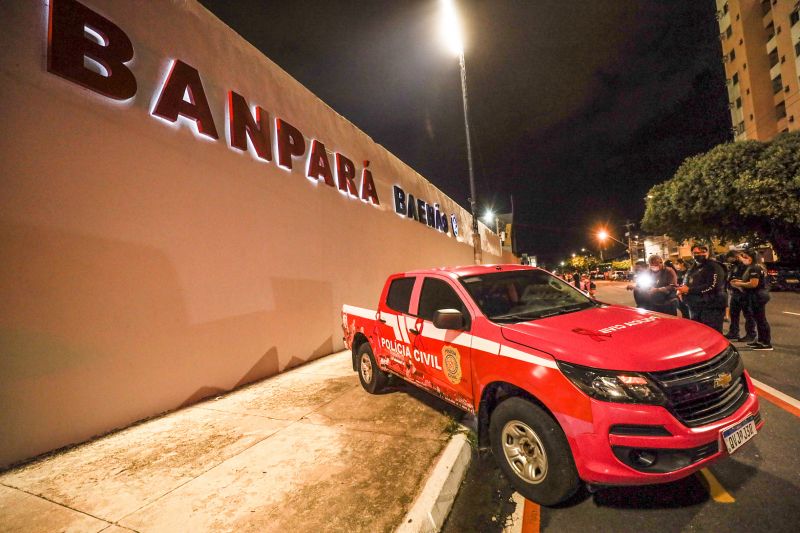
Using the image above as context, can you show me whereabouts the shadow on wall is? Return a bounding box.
[0,222,334,466]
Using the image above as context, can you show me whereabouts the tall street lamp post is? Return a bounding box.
[441,0,481,264]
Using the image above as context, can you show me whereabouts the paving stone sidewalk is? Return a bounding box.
[0,350,462,532]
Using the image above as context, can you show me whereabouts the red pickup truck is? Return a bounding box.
[341,265,762,505]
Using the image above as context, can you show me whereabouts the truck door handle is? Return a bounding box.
[378,318,386,323]
[409,328,420,335]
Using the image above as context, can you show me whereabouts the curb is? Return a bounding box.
[396,432,472,533]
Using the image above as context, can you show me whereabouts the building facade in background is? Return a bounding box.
[717,0,800,140]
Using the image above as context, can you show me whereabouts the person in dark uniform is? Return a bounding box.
[642,255,678,315]
[725,250,756,342]
[677,244,727,332]
[572,270,581,289]
[730,249,772,350]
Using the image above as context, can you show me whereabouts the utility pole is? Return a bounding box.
[624,220,635,270]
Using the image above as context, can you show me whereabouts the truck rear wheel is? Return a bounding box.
[357,343,388,394]
[490,397,579,506]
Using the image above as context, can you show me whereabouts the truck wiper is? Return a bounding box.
[490,311,545,322]
[492,303,592,322]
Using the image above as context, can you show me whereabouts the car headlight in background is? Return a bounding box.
[557,361,666,404]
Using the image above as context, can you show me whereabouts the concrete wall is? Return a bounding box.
[0,0,502,467]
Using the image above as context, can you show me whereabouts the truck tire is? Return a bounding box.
[357,343,388,394]
[490,397,579,506]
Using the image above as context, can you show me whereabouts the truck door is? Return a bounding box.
[412,276,474,412]
[375,276,417,376]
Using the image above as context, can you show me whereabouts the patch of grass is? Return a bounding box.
[443,415,479,449]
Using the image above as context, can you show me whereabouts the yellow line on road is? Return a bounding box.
[698,468,735,503]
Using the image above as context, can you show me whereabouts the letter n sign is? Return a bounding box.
[47,0,137,100]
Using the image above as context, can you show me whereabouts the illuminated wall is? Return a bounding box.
[0,0,503,467]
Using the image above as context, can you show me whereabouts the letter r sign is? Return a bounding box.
[48,0,137,100]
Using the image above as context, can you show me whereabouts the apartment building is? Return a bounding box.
[717,0,800,140]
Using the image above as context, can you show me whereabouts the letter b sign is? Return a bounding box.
[48,0,137,100]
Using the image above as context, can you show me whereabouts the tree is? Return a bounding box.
[611,259,631,271]
[567,254,599,273]
[642,132,800,260]
[736,133,800,260]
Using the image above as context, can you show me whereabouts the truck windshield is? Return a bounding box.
[459,270,596,323]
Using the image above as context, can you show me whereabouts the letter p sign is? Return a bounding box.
[48,0,137,100]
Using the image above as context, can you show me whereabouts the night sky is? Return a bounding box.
[198,0,731,265]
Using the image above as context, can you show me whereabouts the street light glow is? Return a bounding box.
[482,209,494,224]
[597,230,608,241]
[440,0,464,56]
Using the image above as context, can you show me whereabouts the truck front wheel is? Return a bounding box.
[490,397,579,506]
[357,343,388,394]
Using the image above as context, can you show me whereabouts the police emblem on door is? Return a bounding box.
[443,345,462,385]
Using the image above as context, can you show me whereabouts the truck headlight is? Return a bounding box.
[557,361,666,404]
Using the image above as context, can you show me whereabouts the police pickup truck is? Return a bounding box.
[341,265,762,505]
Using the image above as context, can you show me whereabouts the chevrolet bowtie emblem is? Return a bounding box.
[713,372,733,389]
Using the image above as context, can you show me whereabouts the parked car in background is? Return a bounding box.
[765,262,800,291]
[612,270,627,281]
[592,271,605,280]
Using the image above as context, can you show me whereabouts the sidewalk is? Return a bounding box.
[0,351,465,532]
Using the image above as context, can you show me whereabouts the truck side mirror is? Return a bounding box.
[433,309,464,330]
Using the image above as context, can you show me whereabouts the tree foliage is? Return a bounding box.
[566,254,600,273]
[642,132,800,260]
[612,259,632,271]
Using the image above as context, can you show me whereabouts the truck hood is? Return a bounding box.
[500,304,729,372]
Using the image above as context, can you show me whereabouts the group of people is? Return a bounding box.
[563,271,596,297]
[627,244,773,351]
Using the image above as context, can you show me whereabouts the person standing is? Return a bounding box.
[725,250,756,342]
[643,255,678,315]
[626,260,649,308]
[731,249,772,351]
[673,258,691,318]
[572,270,581,289]
[677,244,727,332]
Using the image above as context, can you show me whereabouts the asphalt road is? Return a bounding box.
[443,281,800,533]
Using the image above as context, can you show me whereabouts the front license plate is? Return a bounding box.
[721,415,757,454]
[785,278,799,284]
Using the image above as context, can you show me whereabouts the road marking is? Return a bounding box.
[505,493,540,533]
[698,468,735,503]
[751,378,800,418]
[783,311,800,316]
[521,498,540,533]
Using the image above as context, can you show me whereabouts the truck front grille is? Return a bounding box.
[649,346,749,428]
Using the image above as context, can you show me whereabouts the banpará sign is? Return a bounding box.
[46,0,381,205]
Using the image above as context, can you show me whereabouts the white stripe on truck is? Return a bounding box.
[498,345,558,369]
[342,305,375,320]
[343,307,557,369]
